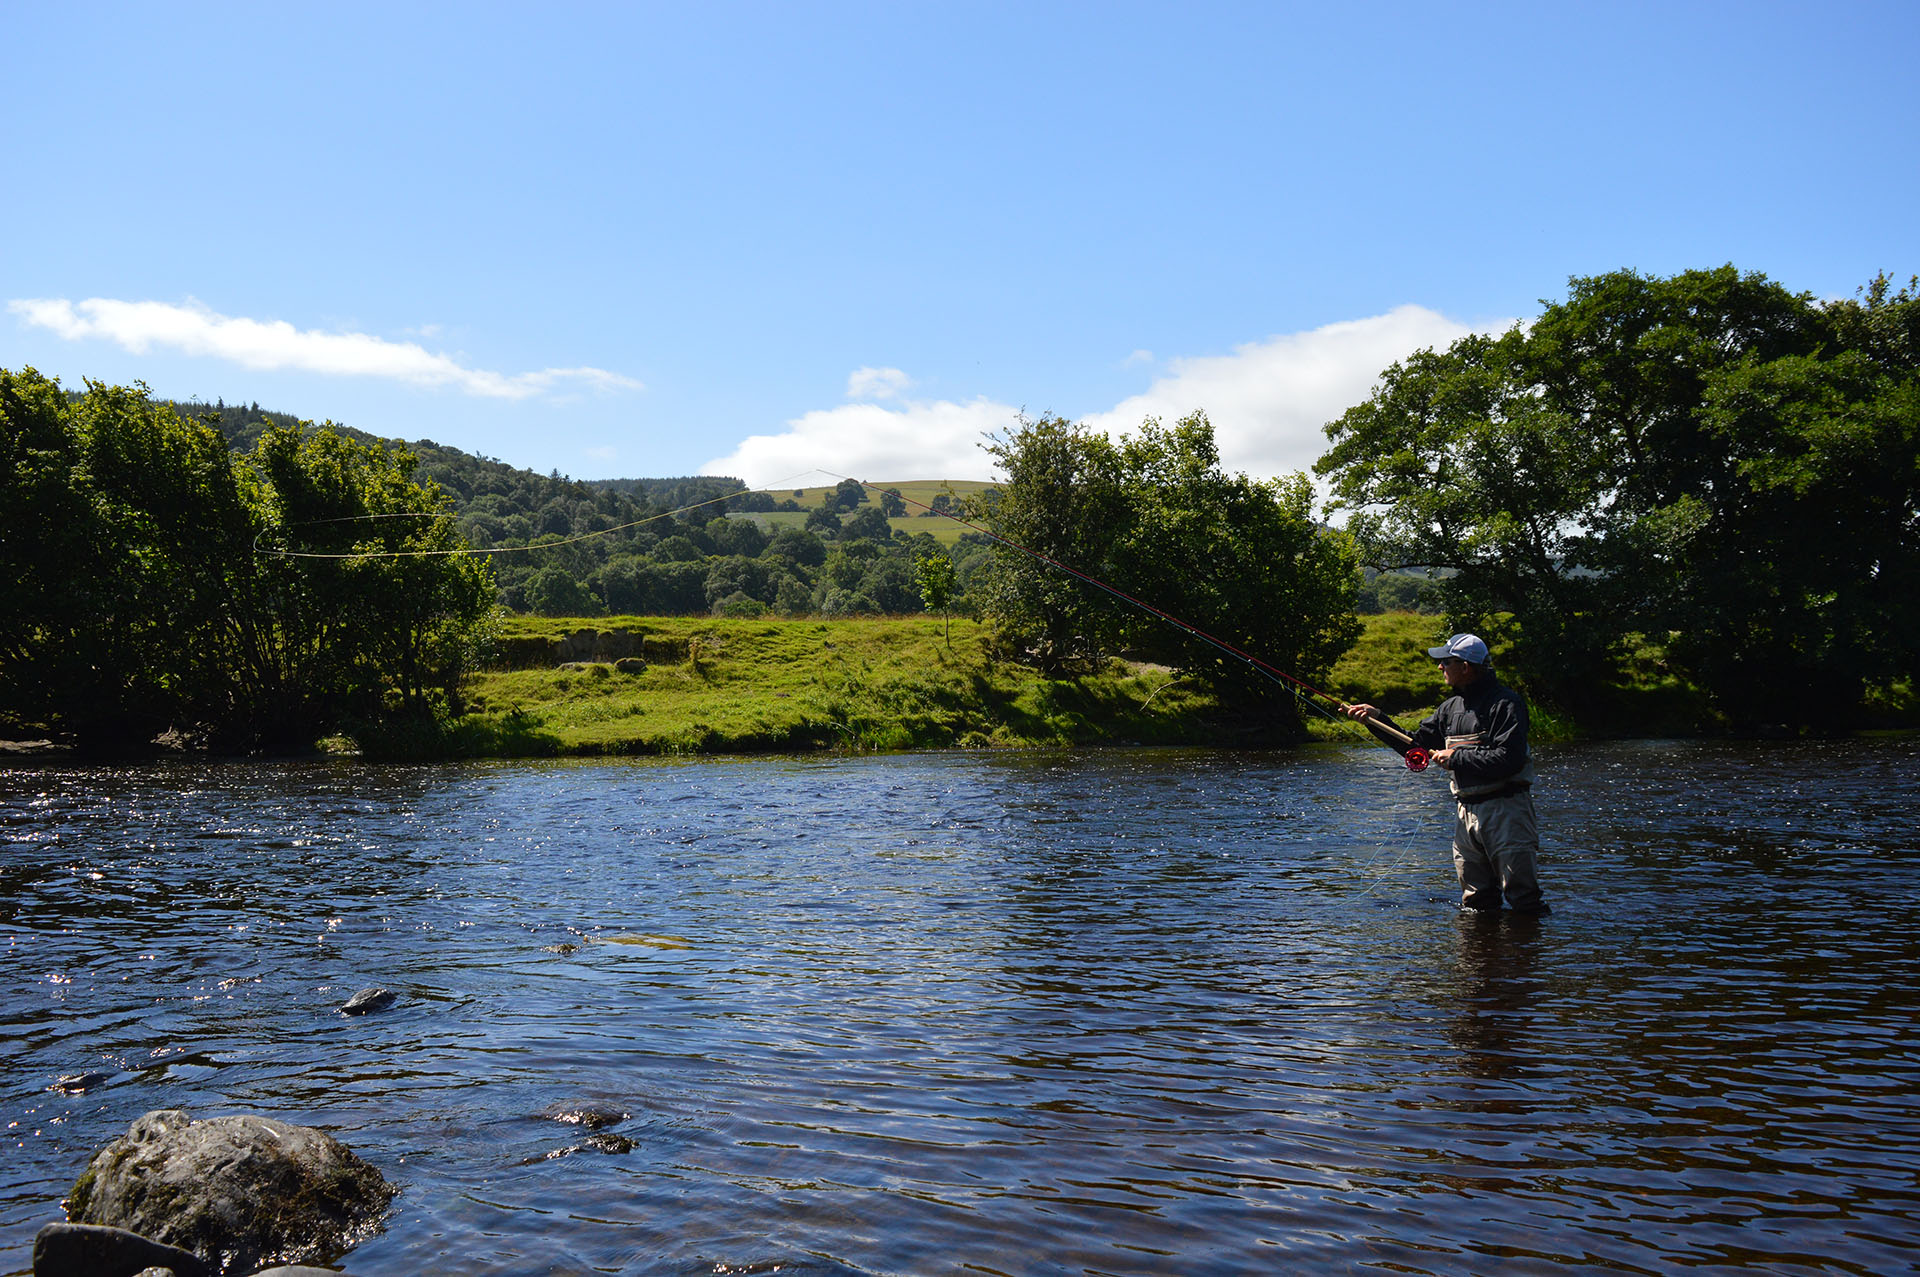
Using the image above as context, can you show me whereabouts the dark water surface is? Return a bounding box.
[4,741,1918,1275]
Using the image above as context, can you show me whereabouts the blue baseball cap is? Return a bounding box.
[1426,633,1489,665]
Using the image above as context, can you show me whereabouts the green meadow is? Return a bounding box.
[737,478,999,545]
[399,612,1452,758]
[372,609,1812,760]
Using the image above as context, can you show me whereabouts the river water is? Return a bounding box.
[3,740,1918,1275]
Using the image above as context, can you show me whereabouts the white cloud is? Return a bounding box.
[1082,305,1508,481]
[706,393,1017,489]
[846,366,913,400]
[8,297,641,400]
[705,306,1504,493]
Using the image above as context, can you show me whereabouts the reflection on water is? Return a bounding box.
[3,740,1918,1274]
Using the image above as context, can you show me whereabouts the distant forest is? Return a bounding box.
[161,399,997,618]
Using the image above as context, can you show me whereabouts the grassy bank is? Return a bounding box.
[373,612,1910,760]
[432,616,1237,757]
[407,614,1433,758]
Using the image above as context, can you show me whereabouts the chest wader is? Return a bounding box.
[1445,734,1548,914]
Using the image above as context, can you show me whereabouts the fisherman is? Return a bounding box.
[1344,634,1550,916]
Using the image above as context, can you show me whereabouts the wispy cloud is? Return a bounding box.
[1082,305,1507,480]
[8,297,641,400]
[846,366,913,401]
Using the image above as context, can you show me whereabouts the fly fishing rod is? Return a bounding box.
[828,473,1433,772]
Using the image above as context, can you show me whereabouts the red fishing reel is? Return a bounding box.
[1403,747,1431,772]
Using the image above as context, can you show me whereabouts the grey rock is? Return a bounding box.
[32,1221,207,1277]
[613,657,647,675]
[522,1131,635,1164]
[542,1101,627,1130]
[338,987,395,1015]
[50,1071,113,1094]
[67,1109,394,1277]
[583,1131,635,1154]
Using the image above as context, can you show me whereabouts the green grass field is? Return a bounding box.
[379,610,1889,760]
[451,614,1245,756]
[734,478,999,546]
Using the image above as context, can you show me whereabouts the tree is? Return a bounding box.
[879,487,907,517]
[830,477,867,512]
[0,368,93,730]
[236,424,499,740]
[766,526,828,567]
[842,506,894,541]
[0,375,498,749]
[1315,327,1618,712]
[976,411,1362,732]
[971,415,1130,672]
[1318,266,1920,727]
[0,373,253,746]
[526,564,602,616]
[1106,415,1361,717]
[916,551,958,642]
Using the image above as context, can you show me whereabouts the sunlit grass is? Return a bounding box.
[434,611,1914,759]
[466,615,1218,754]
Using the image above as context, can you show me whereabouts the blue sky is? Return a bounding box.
[6,2,1915,489]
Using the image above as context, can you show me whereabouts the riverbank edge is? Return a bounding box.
[8,613,1913,763]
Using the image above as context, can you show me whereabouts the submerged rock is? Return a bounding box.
[523,1131,636,1164]
[50,1071,113,1094]
[32,1221,208,1277]
[541,1101,628,1130]
[66,1109,394,1277]
[522,1103,636,1162]
[338,987,395,1016]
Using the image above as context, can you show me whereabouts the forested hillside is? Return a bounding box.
[152,398,999,619]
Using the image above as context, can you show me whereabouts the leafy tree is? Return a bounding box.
[1315,327,1617,711]
[237,424,499,739]
[526,564,603,616]
[841,506,894,541]
[917,551,958,641]
[1,373,250,745]
[655,534,705,562]
[765,527,829,568]
[972,415,1130,672]
[0,376,497,749]
[830,477,867,512]
[1318,266,1920,727]
[805,507,844,537]
[879,487,907,517]
[976,411,1361,731]
[774,575,812,615]
[596,556,651,613]
[1357,572,1438,614]
[1106,415,1361,716]
[710,516,769,557]
[0,368,92,729]
[704,555,775,609]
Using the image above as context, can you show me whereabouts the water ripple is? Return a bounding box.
[3,742,1918,1274]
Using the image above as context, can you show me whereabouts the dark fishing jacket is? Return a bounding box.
[1370,673,1534,801]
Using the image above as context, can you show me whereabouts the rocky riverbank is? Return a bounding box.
[33,1109,394,1277]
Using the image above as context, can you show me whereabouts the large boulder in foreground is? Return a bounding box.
[66,1109,394,1277]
